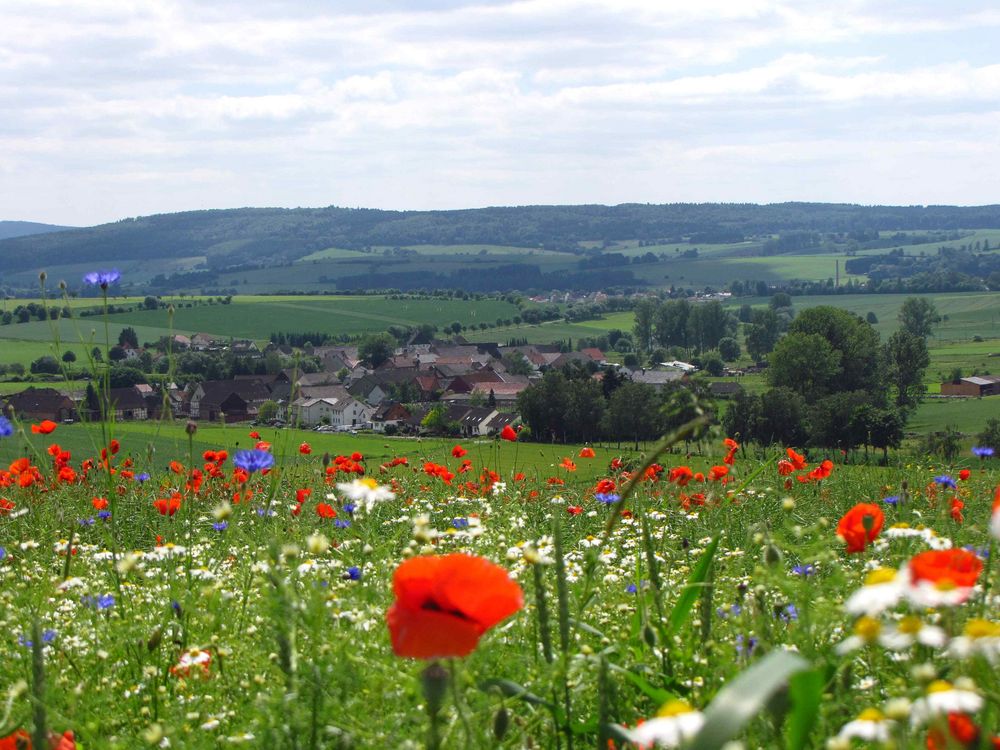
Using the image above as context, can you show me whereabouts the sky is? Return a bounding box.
[3,0,1000,226]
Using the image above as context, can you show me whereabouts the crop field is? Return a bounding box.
[0,296,525,348]
[0,409,998,747]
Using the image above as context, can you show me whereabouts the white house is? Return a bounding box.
[291,396,373,427]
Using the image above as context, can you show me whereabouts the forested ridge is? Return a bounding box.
[4,202,1000,273]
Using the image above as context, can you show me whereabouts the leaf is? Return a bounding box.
[479,678,556,711]
[785,669,824,750]
[665,535,720,638]
[606,663,674,705]
[688,650,810,750]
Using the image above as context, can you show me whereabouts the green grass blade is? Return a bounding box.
[785,669,824,750]
[688,650,809,750]
[665,535,720,638]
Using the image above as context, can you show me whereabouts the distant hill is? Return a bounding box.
[1,203,1000,276]
[0,220,74,241]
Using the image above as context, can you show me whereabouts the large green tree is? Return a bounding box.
[766,333,841,400]
[898,297,941,338]
[884,330,930,409]
[358,332,396,368]
[787,306,882,394]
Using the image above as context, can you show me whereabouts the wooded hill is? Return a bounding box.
[4,203,1000,275]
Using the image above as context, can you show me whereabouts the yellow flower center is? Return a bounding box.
[855,616,882,641]
[657,700,693,718]
[865,568,897,586]
[933,580,957,592]
[857,708,884,722]
[360,478,378,490]
[964,619,1000,639]
[927,680,953,694]
[891,523,911,529]
[898,616,923,635]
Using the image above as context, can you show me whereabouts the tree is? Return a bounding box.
[358,332,396,368]
[883,330,930,409]
[809,390,871,449]
[757,387,809,446]
[866,312,878,324]
[91,346,103,363]
[143,296,159,310]
[30,356,60,375]
[108,345,128,362]
[603,382,660,448]
[701,352,724,376]
[654,299,690,349]
[502,351,533,376]
[118,326,139,348]
[258,400,279,423]
[718,337,740,362]
[922,426,962,461]
[770,292,793,310]
[517,371,571,442]
[898,297,941,338]
[109,364,148,388]
[976,418,1000,452]
[745,309,780,361]
[723,389,762,443]
[61,350,76,363]
[686,301,733,353]
[766,333,841,400]
[788,306,882,394]
[632,298,657,353]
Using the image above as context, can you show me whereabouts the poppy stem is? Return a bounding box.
[421,662,448,750]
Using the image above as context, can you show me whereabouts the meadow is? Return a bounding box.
[0,412,998,748]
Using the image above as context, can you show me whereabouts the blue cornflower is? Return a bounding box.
[735,634,758,657]
[20,630,57,648]
[342,502,356,515]
[963,545,990,560]
[595,493,620,505]
[78,517,95,527]
[973,446,995,458]
[934,474,957,489]
[97,510,111,521]
[452,517,469,529]
[625,583,638,594]
[256,507,277,517]
[333,519,351,529]
[212,521,228,532]
[791,564,815,576]
[136,472,151,483]
[97,594,115,610]
[343,566,362,581]
[778,604,798,622]
[882,495,900,506]
[83,269,121,288]
[233,449,275,473]
[0,547,5,561]
[0,416,13,438]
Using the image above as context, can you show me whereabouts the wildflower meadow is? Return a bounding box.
[0,276,999,749]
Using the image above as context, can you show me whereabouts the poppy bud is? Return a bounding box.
[147,627,162,651]
[186,420,197,436]
[493,707,510,740]
[642,623,657,649]
[763,543,783,567]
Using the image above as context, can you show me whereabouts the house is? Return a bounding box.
[291,395,373,427]
[189,379,274,422]
[190,333,220,351]
[660,360,698,373]
[708,381,743,399]
[627,369,687,390]
[4,387,77,422]
[107,385,151,421]
[940,376,1000,397]
[371,401,412,432]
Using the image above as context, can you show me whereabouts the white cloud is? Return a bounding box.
[2,0,1000,224]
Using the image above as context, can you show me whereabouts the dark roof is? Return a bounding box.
[5,387,74,411]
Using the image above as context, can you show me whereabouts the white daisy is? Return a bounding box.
[910,680,983,726]
[947,619,1000,663]
[837,708,894,742]
[844,567,907,616]
[334,478,395,513]
[878,615,947,650]
[625,701,704,748]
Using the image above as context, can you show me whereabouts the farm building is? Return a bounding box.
[940,375,1000,397]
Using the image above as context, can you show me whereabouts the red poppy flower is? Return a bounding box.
[610,457,624,470]
[566,505,583,515]
[255,441,271,451]
[708,465,729,482]
[909,549,983,589]
[154,496,181,516]
[950,497,965,523]
[560,458,577,472]
[594,478,616,495]
[169,461,184,474]
[316,502,337,519]
[0,498,14,515]
[249,431,261,439]
[386,553,523,659]
[578,446,595,458]
[669,466,693,486]
[351,451,363,462]
[92,497,108,510]
[777,459,794,476]
[299,442,312,455]
[514,472,526,482]
[31,420,57,435]
[958,468,971,481]
[500,425,518,442]
[452,445,467,458]
[0,730,31,749]
[786,447,807,471]
[836,503,884,553]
